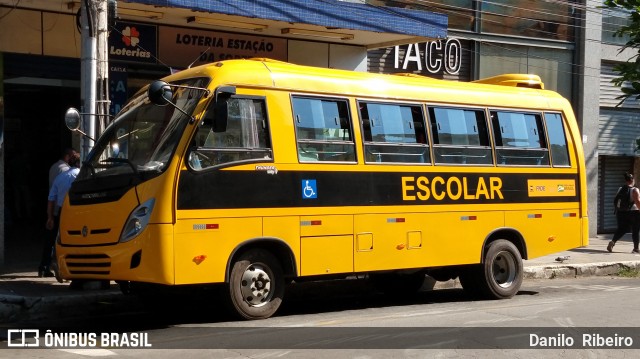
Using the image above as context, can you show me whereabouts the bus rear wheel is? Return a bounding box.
[459,239,523,299]
[227,249,284,320]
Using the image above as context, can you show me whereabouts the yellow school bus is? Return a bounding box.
[57,58,587,319]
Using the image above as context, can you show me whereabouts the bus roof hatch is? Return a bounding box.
[472,74,544,89]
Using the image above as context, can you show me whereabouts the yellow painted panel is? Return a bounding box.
[407,231,422,249]
[57,224,175,284]
[354,211,504,272]
[174,217,262,284]
[422,211,504,266]
[301,235,353,276]
[264,216,301,275]
[59,189,139,246]
[300,214,353,237]
[506,209,582,259]
[356,233,373,252]
[354,213,428,272]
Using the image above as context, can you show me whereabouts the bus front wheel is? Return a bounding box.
[227,249,284,320]
[459,239,523,299]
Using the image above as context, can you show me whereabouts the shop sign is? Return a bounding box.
[109,66,128,116]
[159,27,287,69]
[395,38,462,75]
[109,22,158,64]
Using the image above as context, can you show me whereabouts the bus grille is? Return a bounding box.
[65,254,111,275]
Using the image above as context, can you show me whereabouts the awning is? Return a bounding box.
[122,0,448,48]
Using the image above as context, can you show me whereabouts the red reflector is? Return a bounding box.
[193,255,207,265]
[535,214,542,218]
[311,220,322,226]
[396,218,406,223]
[206,224,219,229]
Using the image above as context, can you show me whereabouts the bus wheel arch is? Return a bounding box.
[226,238,297,282]
[481,228,527,261]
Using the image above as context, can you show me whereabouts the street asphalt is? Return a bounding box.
[1,235,639,324]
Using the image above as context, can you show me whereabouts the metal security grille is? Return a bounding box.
[599,155,634,233]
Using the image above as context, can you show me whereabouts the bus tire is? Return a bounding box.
[461,240,523,299]
[227,249,284,320]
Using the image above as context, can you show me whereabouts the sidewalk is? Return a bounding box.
[1,235,639,324]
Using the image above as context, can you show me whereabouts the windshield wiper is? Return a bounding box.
[100,157,138,174]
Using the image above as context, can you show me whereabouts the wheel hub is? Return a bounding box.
[492,250,517,288]
[240,264,272,307]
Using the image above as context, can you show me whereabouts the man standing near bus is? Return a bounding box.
[608,173,640,254]
[39,152,80,277]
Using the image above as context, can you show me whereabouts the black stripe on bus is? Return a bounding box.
[177,170,580,210]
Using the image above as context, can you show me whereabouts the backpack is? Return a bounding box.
[614,185,634,213]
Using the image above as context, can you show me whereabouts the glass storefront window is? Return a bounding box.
[481,0,575,41]
[366,0,475,31]
[478,43,573,99]
[602,8,631,45]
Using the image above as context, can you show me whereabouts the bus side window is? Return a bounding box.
[292,96,355,162]
[491,110,550,166]
[359,101,430,164]
[428,106,493,165]
[188,97,272,170]
[545,113,571,167]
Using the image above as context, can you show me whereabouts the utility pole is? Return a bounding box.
[80,0,110,159]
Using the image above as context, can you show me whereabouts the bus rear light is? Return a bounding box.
[563,213,577,218]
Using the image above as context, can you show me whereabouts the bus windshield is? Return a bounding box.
[78,77,210,181]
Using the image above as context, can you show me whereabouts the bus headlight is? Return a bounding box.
[120,198,155,243]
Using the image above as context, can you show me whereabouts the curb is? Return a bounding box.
[431,261,640,290]
[523,261,640,280]
[0,290,122,324]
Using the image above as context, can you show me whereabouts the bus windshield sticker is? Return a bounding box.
[255,165,278,175]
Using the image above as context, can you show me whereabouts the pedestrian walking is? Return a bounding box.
[38,152,80,277]
[608,172,640,254]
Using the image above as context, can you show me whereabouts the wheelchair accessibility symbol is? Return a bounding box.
[302,179,317,199]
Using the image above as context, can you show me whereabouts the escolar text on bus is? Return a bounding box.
[402,175,504,201]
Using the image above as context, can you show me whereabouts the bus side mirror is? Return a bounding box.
[212,86,236,133]
[148,80,173,106]
[64,107,97,141]
[65,108,82,131]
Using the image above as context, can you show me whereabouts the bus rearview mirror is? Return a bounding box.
[148,80,173,106]
[65,108,82,131]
